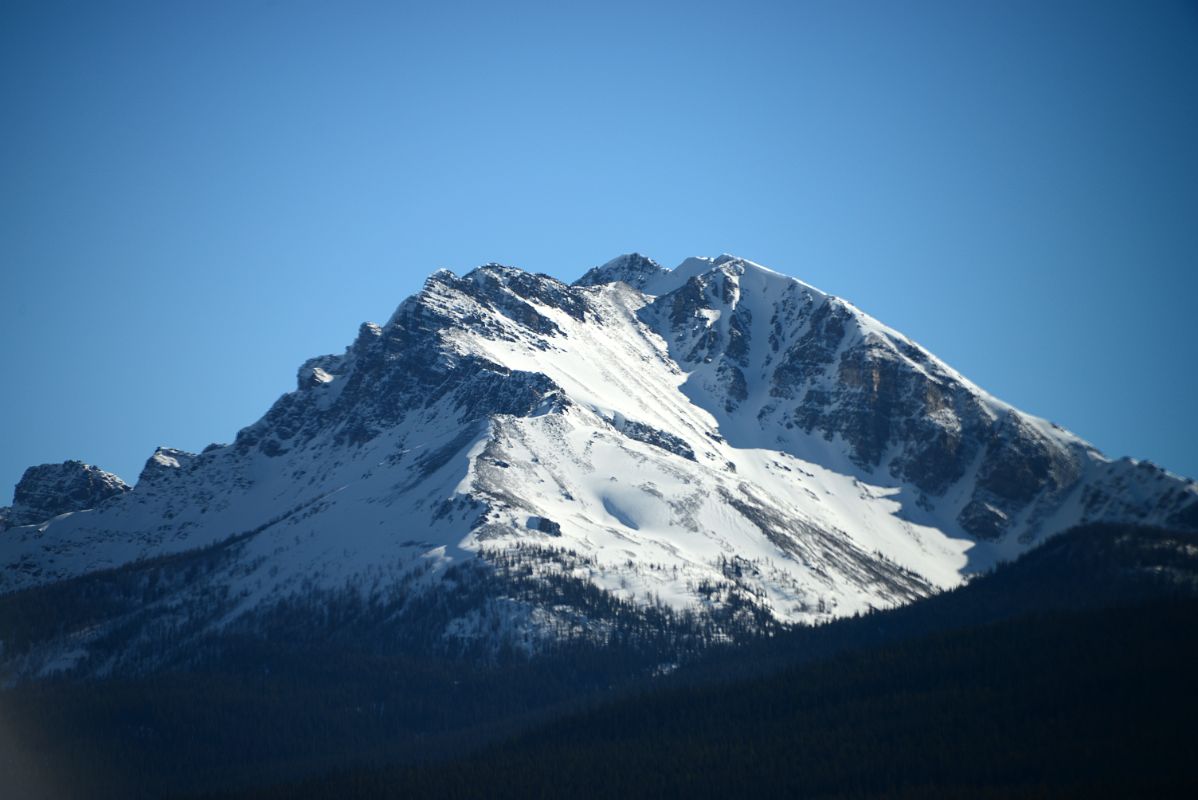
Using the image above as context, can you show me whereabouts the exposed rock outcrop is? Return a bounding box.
[6,461,130,527]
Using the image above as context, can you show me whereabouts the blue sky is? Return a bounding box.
[2,0,1196,499]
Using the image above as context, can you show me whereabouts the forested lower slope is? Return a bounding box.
[253,598,1198,799]
[228,522,1198,799]
[3,523,1194,799]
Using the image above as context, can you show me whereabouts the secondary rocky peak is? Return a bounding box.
[6,460,130,527]
[574,253,666,290]
[137,447,198,486]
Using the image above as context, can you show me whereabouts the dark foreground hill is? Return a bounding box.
[227,523,1198,799]
[5,522,1193,799]
[248,598,1198,799]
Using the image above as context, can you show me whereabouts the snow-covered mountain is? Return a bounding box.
[2,254,1195,678]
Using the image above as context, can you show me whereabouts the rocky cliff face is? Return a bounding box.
[3,461,130,528]
[575,252,666,291]
[1,253,1194,680]
[638,255,1099,543]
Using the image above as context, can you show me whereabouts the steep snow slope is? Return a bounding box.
[2,254,1195,676]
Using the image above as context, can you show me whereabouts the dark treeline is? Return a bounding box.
[674,520,1198,687]
[0,544,775,799]
[239,598,1198,799]
[1,523,1196,798]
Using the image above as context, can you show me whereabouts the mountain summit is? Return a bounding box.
[2,254,1195,677]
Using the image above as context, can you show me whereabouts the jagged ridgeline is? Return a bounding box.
[2,254,1196,680]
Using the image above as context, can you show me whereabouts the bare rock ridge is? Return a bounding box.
[1,460,129,530]
[1,253,1195,679]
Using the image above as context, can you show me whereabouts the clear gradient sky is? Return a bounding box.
[2,0,1197,501]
